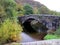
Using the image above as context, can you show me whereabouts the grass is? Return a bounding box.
[44,34,60,40]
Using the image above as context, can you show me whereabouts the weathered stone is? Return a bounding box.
[18,14,60,40]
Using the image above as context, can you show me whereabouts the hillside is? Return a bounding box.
[15,0,44,8]
[15,0,51,14]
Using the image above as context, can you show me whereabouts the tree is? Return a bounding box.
[0,5,7,23]
[0,0,17,18]
[16,4,24,16]
[0,0,24,19]
[33,7,39,14]
[0,0,24,43]
[49,10,60,15]
[38,6,50,14]
[23,4,33,15]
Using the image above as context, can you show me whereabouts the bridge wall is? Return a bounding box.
[18,15,60,31]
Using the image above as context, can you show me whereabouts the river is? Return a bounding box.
[20,32,39,43]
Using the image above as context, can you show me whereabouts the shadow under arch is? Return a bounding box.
[22,18,48,40]
[23,18,37,33]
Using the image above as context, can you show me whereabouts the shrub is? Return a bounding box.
[0,19,23,44]
[23,4,33,15]
[55,27,60,35]
[44,34,58,40]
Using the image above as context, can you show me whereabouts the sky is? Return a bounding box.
[35,0,60,12]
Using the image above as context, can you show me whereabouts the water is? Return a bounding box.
[20,32,38,43]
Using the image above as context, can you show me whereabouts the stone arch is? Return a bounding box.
[22,18,48,40]
[23,18,38,33]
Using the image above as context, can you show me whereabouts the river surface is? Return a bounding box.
[20,32,39,43]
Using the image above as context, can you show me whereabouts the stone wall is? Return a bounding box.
[18,14,60,31]
[4,39,60,45]
[20,39,60,45]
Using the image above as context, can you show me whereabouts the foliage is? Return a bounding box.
[45,27,60,40]
[0,5,6,17]
[0,19,23,44]
[0,0,24,44]
[0,0,24,19]
[45,28,60,40]
[38,6,50,14]
[1,0,15,14]
[44,34,59,40]
[3,0,18,17]
[0,5,7,23]
[16,4,24,16]
[55,26,60,35]
[23,4,33,15]
[33,7,39,14]
[49,10,60,15]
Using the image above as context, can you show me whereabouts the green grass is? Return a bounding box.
[44,34,60,40]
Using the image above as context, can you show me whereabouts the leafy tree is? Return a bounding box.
[33,7,39,14]
[16,4,24,16]
[4,0,17,17]
[0,5,7,23]
[0,5,6,17]
[0,0,16,18]
[0,0,24,19]
[49,10,60,15]
[0,0,24,43]
[23,4,33,15]
[38,6,50,14]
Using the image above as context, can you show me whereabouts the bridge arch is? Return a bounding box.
[23,18,36,33]
[18,15,60,40]
[23,18,48,34]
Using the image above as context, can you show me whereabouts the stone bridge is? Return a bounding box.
[18,14,60,40]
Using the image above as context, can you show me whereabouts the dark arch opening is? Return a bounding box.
[23,18,48,34]
[23,18,37,33]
